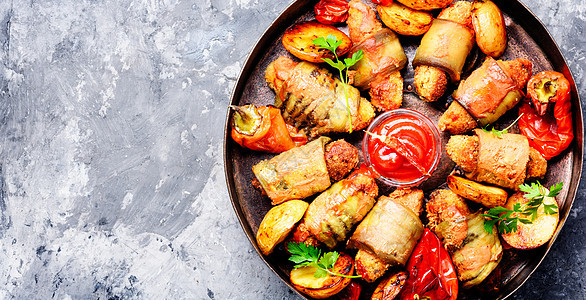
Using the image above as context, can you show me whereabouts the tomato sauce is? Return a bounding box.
[364,109,440,186]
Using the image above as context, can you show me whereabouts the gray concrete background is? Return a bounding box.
[0,0,584,299]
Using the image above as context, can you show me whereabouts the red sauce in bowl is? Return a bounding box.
[363,109,441,186]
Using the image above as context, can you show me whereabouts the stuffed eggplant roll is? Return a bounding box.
[301,168,379,249]
[252,137,359,205]
[453,57,532,126]
[445,129,547,190]
[265,56,375,137]
[347,188,424,281]
[346,0,407,111]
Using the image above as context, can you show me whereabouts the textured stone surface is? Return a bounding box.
[0,0,583,299]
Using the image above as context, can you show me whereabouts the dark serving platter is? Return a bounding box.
[224,0,584,299]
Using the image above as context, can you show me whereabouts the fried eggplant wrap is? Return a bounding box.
[266,57,375,137]
[454,57,530,126]
[451,212,503,288]
[347,194,424,267]
[467,129,530,190]
[302,170,378,249]
[252,137,332,205]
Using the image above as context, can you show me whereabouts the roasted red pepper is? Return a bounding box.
[231,105,307,153]
[519,71,573,160]
[314,0,349,25]
[399,228,458,300]
[336,281,362,300]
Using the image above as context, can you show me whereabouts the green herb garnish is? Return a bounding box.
[313,35,364,133]
[482,113,524,138]
[287,242,361,279]
[482,181,561,234]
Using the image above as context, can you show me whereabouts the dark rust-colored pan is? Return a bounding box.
[224,0,583,298]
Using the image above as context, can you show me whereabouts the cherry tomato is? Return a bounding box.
[372,0,393,6]
[314,0,349,25]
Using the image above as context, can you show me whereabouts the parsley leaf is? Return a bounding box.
[482,113,524,138]
[286,242,361,279]
[313,35,364,133]
[483,181,561,234]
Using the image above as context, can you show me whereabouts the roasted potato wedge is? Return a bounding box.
[501,192,559,249]
[290,252,354,299]
[472,0,507,57]
[447,175,508,208]
[395,0,452,11]
[371,271,408,300]
[256,200,309,255]
[282,21,352,63]
[377,2,433,36]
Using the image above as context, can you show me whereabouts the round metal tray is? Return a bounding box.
[224,0,583,298]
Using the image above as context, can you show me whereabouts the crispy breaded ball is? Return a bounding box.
[324,140,360,182]
[414,65,448,102]
[438,101,478,134]
[527,147,548,179]
[355,249,390,283]
[369,71,404,111]
[446,135,479,173]
[438,0,473,26]
[427,189,471,251]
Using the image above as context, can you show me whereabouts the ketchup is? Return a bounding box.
[364,109,440,185]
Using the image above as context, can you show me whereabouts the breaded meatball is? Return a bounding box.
[438,101,478,134]
[438,0,473,26]
[324,140,360,181]
[354,249,390,283]
[527,147,548,179]
[427,189,471,251]
[446,135,479,173]
[414,65,449,102]
[369,71,404,111]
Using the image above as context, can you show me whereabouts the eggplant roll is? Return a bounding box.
[303,171,378,249]
[454,57,532,126]
[451,212,503,288]
[446,129,543,191]
[348,29,407,90]
[265,57,375,137]
[413,18,475,82]
[253,137,332,205]
[347,193,424,266]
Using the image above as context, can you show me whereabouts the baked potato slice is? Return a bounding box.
[447,175,508,208]
[256,200,309,255]
[290,252,354,299]
[395,0,452,11]
[282,21,352,63]
[472,0,507,57]
[371,271,408,300]
[501,192,559,249]
[377,2,433,36]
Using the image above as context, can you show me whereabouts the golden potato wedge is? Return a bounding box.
[371,271,408,300]
[377,2,433,36]
[501,192,559,250]
[290,252,354,299]
[447,175,508,208]
[472,0,507,57]
[282,21,352,63]
[395,0,452,11]
[256,200,309,256]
